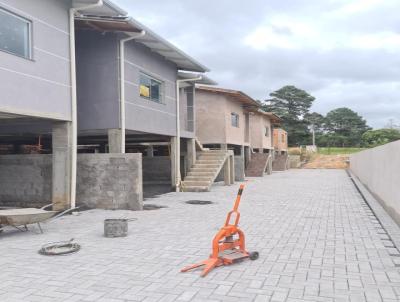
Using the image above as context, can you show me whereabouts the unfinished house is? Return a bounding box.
[272,128,289,171]
[0,0,160,211]
[245,110,282,177]
[73,2,216,195]
[184,86,262,190]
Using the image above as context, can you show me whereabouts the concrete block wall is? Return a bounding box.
[0,153,143,210]
[0,155,52,208]
[350,140,400,224]
[77,154,143,210]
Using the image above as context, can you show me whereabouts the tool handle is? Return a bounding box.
[232,184,245,212]
[224,184,245,226]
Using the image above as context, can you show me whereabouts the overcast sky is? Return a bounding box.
[114,0,400,128]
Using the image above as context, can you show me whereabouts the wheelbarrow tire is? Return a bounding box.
[249,251,259,260]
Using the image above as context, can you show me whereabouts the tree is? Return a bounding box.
[361,128,400,147]
[263,85,315,146]
[304,112,326,146]
[324,107,370,147]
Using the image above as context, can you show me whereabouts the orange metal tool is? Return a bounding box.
[181,184,259,277]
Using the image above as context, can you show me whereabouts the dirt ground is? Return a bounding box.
[302,154,350,169]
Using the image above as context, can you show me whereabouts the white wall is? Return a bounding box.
[350,140,400,222]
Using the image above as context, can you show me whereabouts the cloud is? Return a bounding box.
[113,0,400,128]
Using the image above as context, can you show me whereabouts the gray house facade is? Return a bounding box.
[1,0,210,210]
[74,10,214,192]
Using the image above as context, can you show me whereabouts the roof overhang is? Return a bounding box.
[178,72,217,85]
[72,0,127,16]
[74,7,210,73]
[197,86,261,108]
[254,109,282,125]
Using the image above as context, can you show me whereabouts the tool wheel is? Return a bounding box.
[249,251,259,260]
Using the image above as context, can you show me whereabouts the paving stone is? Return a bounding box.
[2,170,400,301]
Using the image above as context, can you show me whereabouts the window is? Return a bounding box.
[139,73,163,103]
[231,113,239,127]
[265,126,270,137]
[0,8,31,59]
[281,134,285,142]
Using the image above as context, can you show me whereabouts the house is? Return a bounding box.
[245,109,282,176]
[181,86,280,190]
[0,0,79,211]
[272,128,289,171]
[0,0,214,211]
[73,2,216,195]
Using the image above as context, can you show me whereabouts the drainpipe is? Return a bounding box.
[119,30,146,153]
[69,0,103,208]
[175,77,202,192]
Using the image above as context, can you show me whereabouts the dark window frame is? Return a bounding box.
[139,72,164,104]
[0,7,32,60]
[231,112,239,128]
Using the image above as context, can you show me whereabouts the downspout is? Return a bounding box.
[175,76,202,192]
[119,30,146,153]
[69,0,103,208]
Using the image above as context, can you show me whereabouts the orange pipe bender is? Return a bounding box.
[181,184,259,277]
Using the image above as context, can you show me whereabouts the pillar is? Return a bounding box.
[170,137,177,189]
[146,145,154,158]
[244,146,251,168]
[187,138,196,169]
[52,122,72,211]
[229,155,235,184]
[224,156,230,186]
[108,129,123,153]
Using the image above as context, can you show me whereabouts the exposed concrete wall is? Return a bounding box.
[77,154,143,210]
[350,140,400,224]
[0,154,143,210]
[224,99,247,146]
[249,114,273,150]
[143,156,171,184]
[0,155,52,208]
[216,156,245,182]
[196,90,226,144]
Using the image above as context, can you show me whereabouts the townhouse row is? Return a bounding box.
[0,0,288,211]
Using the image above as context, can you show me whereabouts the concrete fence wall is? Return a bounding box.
[0,155,52,208]
[0,153,143,210]
[350,140,400,223]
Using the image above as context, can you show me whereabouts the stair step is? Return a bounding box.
[181,186,210,192]
[188,171,215,176]
[196,160,224,164]
[182,180,211,186]
[184,176,213,181]
[194,164,221,168]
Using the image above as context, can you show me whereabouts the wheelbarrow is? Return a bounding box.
[0,205,76,234]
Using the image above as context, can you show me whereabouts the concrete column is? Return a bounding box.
[229,155,235,184]
[244,146,251,168]
[108,129,123,153]
[221,144,228,150]
[187,138,196,169]
[52,122,72,211]
[224,156,230,186]
[146,145,154,158]
[170,137,177,189]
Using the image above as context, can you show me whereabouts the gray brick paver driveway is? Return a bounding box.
[1,169,400,302]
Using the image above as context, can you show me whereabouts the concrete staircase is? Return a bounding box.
[245,153,272,177]
[181,150,231,192]
[272,153,289,171]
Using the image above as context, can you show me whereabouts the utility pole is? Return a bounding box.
[311,124,316,146]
